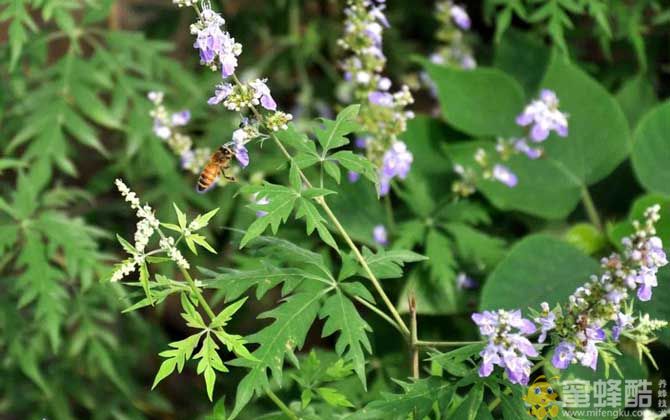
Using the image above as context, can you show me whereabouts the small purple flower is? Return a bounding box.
[208,83,233,105]
[516,89,569,142]
[502,349,532,385]
[576,341,599,371]
[180,149,195,169]
[348,171,360,183]
[171,110,191,126]
[250,79,277,111]
[379,141,413,196]
[552,341,575,369]
[514,139,542,160]
[231,129,250,168]
[373,224,388,246]
[456,272,478,290]
[472,311,498,337]
[194,24,226,64]
[479,344,501,377]
[460,54,476,70]
[450,5,471,30]
[535,302,556,343]
[220,51,238,78]
[355,137,368,149]
[378,77,392,91]
[368,91,394,107]
[492,164,517,187]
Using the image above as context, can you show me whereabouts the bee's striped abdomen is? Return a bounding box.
[196,162,219,193]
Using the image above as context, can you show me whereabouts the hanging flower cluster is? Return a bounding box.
[430,1,476,70]
[188,0,292,169]
[452,89,568,196]
[148,91,212,176]
[110,179,192,282]
[472,309,538,385]
[338,0,415,196]
[473,206,668,383]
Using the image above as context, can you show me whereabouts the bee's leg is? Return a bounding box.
[221,169,236,182]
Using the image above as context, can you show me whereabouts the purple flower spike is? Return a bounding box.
[472,309,538,385]
[373,224,388,246]
[492,164,517,187]
[552,342,575,369]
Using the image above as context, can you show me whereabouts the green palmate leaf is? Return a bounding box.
[210,297,248,329]
[329,150,378,185]
[317,387,355,408]
[203,265,309,302]
[195,333,229,401]
[153,332,203,389]
[173,203,187,230]
[315,104,360,154]
[275,124,320,169]
[139,261,153,305]
[429,343,485,377]
[181,294,207,329]
[348,377,451,420]
[189,208,220,231]
[422,60,526,137]
[323,159,341,184]
[480,234,598,316]
[295,198,339,250]
[229,286,330,418]
[15,231,67,352]
[632,101,670,195]
[362,247,427,280]
[240,183,299,247]
[319,290,372,389]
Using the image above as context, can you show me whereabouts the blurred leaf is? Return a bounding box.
[615,76,657,130]
[481,235,599,316]
[422,60,525,137]
[564,223,607,255]
[632,101,670,195]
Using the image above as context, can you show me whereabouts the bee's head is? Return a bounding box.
[220,144,234,156]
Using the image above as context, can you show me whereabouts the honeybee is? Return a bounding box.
[196,144,236,193]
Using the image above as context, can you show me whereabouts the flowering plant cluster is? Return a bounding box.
[473,205,668,385]
[339,0,415,195]
[453,89,569,195]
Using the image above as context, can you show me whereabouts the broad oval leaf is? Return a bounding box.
[480,234,599,315]
[631,101,670,195]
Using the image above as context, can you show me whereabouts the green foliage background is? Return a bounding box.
[1,0,670,418]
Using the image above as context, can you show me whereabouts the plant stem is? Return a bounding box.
[581,186,602,231]
[409,294,419,379]
[232,74,410,338]
[266,387,300,420]
[415,340,484,348]
[178,267,299,419]
[353,296,403,335]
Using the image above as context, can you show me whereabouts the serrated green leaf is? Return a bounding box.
[315,104,360,153]
[317,387,355,408]
[363,247,427,280]
[319,290,372,389]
